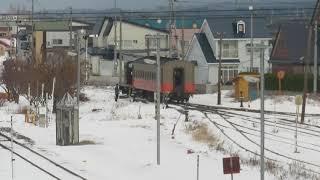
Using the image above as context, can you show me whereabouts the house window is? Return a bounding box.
[221,65,239,84]
[219,40,238,58]
[133,40,138,44]
[123,40,133,48]
[246,43,262,54]
[52,39,63,45]
[150,39,157,48]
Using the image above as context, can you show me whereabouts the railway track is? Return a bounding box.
[0,131,87,180]
[172,103,320,175]
[182,103,320,134]
[203,112,320,175]
[186,103,320,117]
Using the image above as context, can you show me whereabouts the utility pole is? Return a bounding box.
[31,0,34,61]
[156,34,161,165]
[119,13,123,85]
[146,37,150,56]
[196,155,199,180]
[113,0,118,77]
[169,0,174,57]
[259,44,265,180]
[84,34,88,82]
[69,7,73,49]
[249,2,254,72]
[301,25,313,124]
[77,31,80,107]
[146,34,166,165]
[10,116,14,180]
[217,33,223,105]
[314,21,318,95]
[181,16,185,60]
[16,19,20,58]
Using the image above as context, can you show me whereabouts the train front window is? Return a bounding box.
[174,68,185,94]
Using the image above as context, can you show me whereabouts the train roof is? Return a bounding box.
[129,56,179,65]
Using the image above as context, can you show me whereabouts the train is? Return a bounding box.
[119,56,196,102]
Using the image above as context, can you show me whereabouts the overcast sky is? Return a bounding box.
[0,0,171,12]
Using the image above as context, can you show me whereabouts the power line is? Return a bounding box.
[0,12,313,22]
[0,7,315,16]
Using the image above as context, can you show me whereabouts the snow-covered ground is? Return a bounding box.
[0,86,319,180]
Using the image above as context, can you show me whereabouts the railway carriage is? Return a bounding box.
[120,56,195,102]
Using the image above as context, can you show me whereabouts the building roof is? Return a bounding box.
[92,17,169,37]
[130,56,178,65]
[128,18,203,30]
[205,17,273,39]
[34,20,92,31]
[92,17,109,36]
[34,21,69,31]
[195,33,217,63]
[270,22,320,65]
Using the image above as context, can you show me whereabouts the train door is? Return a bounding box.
[173,68,185,96]
[126,63,133,85]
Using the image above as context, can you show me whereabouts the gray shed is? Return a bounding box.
[56,93,79,146]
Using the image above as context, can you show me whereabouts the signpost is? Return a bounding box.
[277,71,285,95]
[223,157,240,180]
[294,95,302,153]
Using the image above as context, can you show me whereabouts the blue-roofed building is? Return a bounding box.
[128,18,203,58]
[186,18,273,93]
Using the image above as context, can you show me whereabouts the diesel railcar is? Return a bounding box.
[120,56,195,102]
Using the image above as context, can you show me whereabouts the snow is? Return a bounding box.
[0,86,319,180]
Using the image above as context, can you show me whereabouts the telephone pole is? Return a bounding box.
[11,116,14,180]
[249,2,254,72]
[113,7,118,76]
[181,16,185,60]
[69,7,73,49]
[314,21,318,95]
[217,33,223,105]
[119,13,123,84]
[145,34,166,165]
[301,25,314,124]
[169,0,174,57]
[77,31,80,107]
[31,0,34,60]
[156,35,161,165]
[259,44,266,180]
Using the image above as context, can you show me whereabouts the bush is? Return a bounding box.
[185,121,219,148]
[265,73,320,92]
[1,49,85,105]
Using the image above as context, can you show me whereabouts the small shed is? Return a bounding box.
[234,73,260,102]
[56,93,79,146]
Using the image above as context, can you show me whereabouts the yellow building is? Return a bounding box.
[234,73,260,102]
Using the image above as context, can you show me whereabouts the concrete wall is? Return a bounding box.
[107,21,169,50]
[46,31,75,48]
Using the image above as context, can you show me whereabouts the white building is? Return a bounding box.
[186,18,273,92]
[91,17,169,52]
